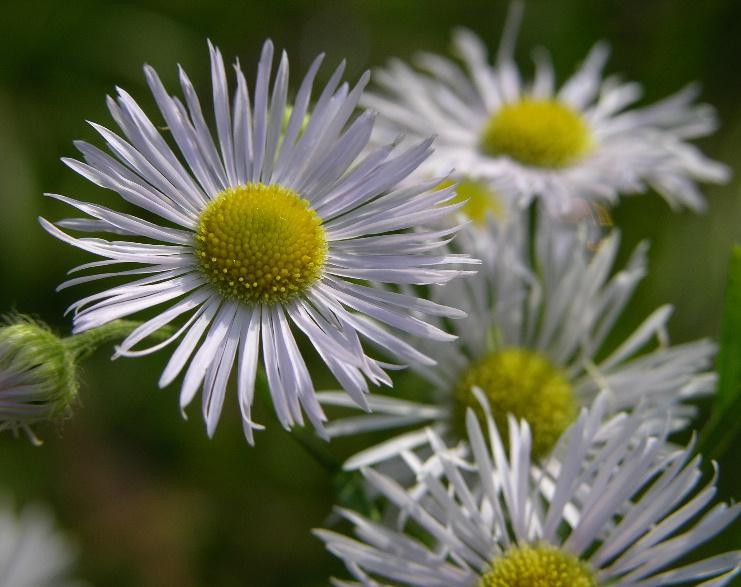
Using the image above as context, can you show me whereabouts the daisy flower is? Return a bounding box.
[361,1,730,214]
[40,40,475,443]
[0,498,84,587]
[318,212,716,468]
[317,396,741,586]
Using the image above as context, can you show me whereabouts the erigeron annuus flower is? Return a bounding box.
[0,498,83,587]
[318,212,716,469]
[362,2,730,214]
[317,395,741,586]
[40,40,476,443]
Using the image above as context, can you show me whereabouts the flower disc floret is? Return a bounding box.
[453,348,577,457]
[479,544,598,587]
[195,183,327,305]
[481,99,592,168]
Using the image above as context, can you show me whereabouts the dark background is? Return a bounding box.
[0,1,739,585]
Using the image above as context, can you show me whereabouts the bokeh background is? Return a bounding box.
[1,0,740,585]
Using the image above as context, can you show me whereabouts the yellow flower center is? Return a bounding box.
[195,183,327,305]
[440,179,504,225]
[453,348,577,458]
[480,99,592,168]
[479,544,598,587]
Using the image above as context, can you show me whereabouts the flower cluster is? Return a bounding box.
[0,1,737,584]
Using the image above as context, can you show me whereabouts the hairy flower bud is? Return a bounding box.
[0,319,78,444]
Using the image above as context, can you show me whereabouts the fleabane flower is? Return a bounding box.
[362,2,730,214]
[40,40,475,443]
[0,498,84,587]
[317,396,741,586]
[0,319,78,444]
[319,212,715,469]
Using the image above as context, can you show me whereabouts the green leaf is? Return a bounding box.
[699,245,741,458]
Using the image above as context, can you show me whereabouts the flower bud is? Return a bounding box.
[0,319,78,444]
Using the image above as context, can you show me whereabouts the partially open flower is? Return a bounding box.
[0,318,78,444]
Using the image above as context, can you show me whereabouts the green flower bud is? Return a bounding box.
[0,318,78,444]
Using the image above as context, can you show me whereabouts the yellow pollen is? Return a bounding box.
[480,99,592,168]
[453,348,577,458]
[439,179,504,225]
[479,543,599,587]
[195,182,327,305]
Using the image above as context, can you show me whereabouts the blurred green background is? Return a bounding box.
[1,0,740,585]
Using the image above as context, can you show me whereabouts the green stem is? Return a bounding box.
[253,369,341,473]
[333,470,380,521]
[63,320,175,360]
[256,365,375,514]
[289,427,342,473]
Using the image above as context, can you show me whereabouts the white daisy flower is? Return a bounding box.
[0,498,84,587]
[361,1,730,214]
[319,212,716,469]
[40,40,475,443]
[317,396,741,586]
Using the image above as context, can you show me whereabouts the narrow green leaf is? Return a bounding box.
[699,245,741,458]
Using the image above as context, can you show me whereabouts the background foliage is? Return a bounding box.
[0,1,739,585]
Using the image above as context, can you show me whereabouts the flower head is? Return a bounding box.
[319,212,715,469]
[0,318,79,444]
[362,2,729,214]
[41,40,475,443]
[317,397,741,586]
